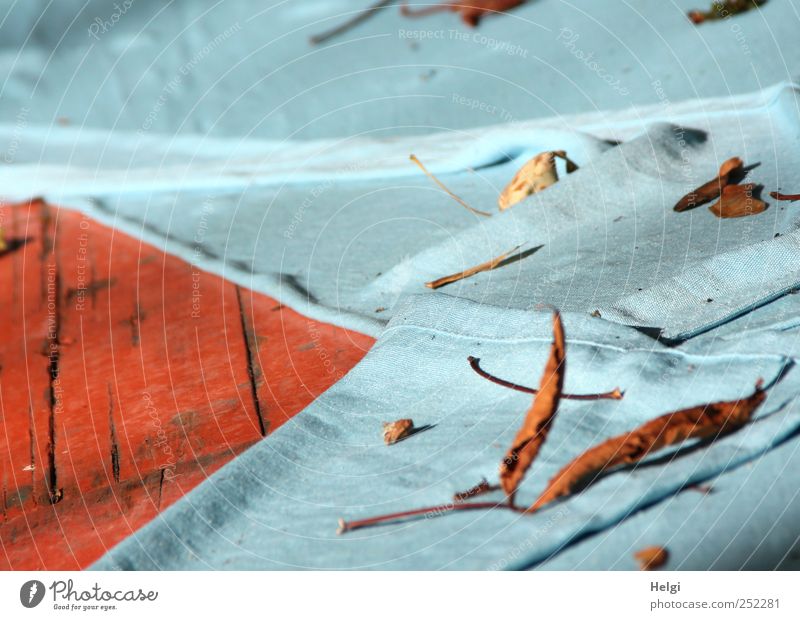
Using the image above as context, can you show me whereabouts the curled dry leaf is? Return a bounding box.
[688,0,767,24]
[673,156,743,212]
[498,151,579,211]
[499,310,565,502]
[530,380,766,511]
[410,154,491,217]
[635,546,669,571]
[383,418,415,445]
[401,0,527,27]
[770,191,800,202]
[708,183,767,218]
[425,244,521,289]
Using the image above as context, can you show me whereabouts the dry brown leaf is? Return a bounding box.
[769,191,800,202]
[383,419,414,445]
[453,478,495,502]
[708,183,767,218]
[673,156,743,212]
[0,227,6,253]
[635,546,669,571]
[313,0,527,44]
[498,151,579,211]
[410,154,491,217]
[499,310,565,501]
[401,0,527,27]
[531,381,766,511]
[688,0,767,24]
[425,244,521,289]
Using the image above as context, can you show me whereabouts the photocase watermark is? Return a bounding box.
[557,28,630,97]
[20,580,45,608]
[73,217,91,312]
[88,0,134,40]
[142,391,181,482]
[699,2,753,57]
[651,79,701,196]
[488,505,570,570]
[3,106,29,163]
[451,93,516,123]
[399,28,528,57]
[22,578,158,612]
[730,20,752,57]
[45,259,65,439]
[284,158,372,239]
[306,321,346,380]
[651,77,761,243]
[138,22,242,134]
[190,197,215,319]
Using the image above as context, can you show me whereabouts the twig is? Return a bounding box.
[425,245,521,289]
[310,0,395,45]
[338,500,522,534]
[410,154,492,217]
[468,356,623,400]
[400,2,452,17]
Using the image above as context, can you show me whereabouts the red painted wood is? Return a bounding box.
[0,200,374,569]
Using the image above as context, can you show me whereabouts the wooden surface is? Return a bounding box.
[0,199,374,569]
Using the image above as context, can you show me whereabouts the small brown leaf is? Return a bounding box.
[708,183,767,218]
[635,546,669,571]
[673,156,743,212]
[498,151,578,211]
[531,381,766,511]
[688,0,767,25]
[383,419,414,445]
[499,310,565,501]
[769,191,800,202]
[425,244,521,289]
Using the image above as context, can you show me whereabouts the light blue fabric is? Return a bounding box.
[3,83,798,340]
[3,0,799,570]
[1,0,799,340]
[534,428,800,571]
[92,298,800,570]
[1,0,798,140]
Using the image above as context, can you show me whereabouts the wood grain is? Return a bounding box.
[0,199,373,569]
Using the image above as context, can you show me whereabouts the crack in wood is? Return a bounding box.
[27,404,36,504]
[1,477,7,523]
[126,303,144,346]
[107,384,120,484]
[157,468,165,511]
[65,277,115,302]
[235,286,267,437]
[42,204,62,505]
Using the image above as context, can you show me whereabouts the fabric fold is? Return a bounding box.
[91,302,800,570]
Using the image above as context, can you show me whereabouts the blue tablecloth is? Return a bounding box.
[1,0,798,570]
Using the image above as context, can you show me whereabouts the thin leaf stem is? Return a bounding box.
[468,356,623,401]
[338,500,522,534]
[310,0,395,45]
[410,154,492,217]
